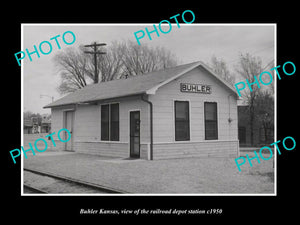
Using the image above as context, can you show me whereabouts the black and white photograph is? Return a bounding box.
[4,4,298,220]
[21,24,275,195]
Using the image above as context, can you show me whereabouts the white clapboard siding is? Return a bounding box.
[153,141,238,160]
[149,66,239,157]
[50,65,238,159]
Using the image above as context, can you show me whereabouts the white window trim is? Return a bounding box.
[203,100,219,140]
[173,99,192,142]
[99,102,120,142]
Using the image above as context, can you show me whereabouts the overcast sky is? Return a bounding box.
[22,24,275,114]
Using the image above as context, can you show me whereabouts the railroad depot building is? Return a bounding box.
[44,61,239,160]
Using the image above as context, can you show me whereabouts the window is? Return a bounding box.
[238,126,246,144]
[101,104,109,141]
[110,103,119,141]
[204,102,218,140]
[175,101,190,141]
[101,103,119,141]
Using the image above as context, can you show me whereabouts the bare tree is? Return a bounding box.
[53,47,92,94]
[83,41,125,82]
[235,53,263,146]
[255,90,274,144]
[117,41,178,77]
[209,55,235,86]
[53,40,178,94]
[261,59,275,95]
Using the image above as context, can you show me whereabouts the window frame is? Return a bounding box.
[101,104,110,141]
[110,103,119,141]
[100,103,120,141]
[174,100,190,141]
[204,102,218,140]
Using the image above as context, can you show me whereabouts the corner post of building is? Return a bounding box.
[141,94,153,160]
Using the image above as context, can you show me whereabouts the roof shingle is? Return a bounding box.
[44,61,236,108]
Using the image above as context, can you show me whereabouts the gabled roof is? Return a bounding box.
[44,61,237,108]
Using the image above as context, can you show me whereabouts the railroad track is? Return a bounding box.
[24,184,47,193]
[23,168,125,194]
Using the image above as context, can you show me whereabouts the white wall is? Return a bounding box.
[51,96,150,158]
[149,66,239,159]
[50,65,239,159]
[150,66,238,143]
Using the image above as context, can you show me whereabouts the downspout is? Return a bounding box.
[141,94,153,160]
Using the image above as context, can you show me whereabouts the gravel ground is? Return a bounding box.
[23,151,275,194]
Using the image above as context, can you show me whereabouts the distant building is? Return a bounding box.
[41,116,51,133]
[31,116,39,133]
[24,119,33,134]
[238,105,274,147]
[23,115,51,134]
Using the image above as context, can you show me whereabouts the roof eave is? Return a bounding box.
[145,88,157,95]
[43,102,77,109]
[43,92,147,108]
[145,61,203,95]
[145,61,238,97]
[199,62,238,97]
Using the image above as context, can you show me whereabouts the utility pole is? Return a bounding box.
[40,94,54,102]
[84,42,107,83]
